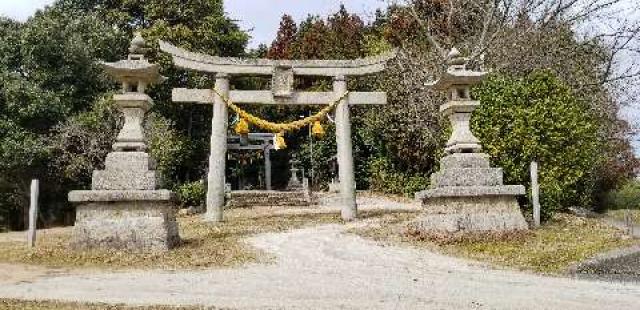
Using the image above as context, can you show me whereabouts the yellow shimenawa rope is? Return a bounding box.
[212,88,349,133]
[312,121,325,138]
[235,118,250,135]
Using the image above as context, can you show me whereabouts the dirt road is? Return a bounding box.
[1,223,639,309]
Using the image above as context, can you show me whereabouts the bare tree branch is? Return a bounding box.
[407,5,448,59]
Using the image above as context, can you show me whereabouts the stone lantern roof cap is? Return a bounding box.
[427,48,488,91]
[100,59,164,84]
[100,32,165,85]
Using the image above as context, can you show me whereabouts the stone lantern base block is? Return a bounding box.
[69,190,180,251]
[412,187,528,234]
[92,152,160,190]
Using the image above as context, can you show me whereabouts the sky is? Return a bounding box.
[0,0,388,48]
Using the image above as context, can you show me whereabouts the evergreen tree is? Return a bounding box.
[267,15,297,59]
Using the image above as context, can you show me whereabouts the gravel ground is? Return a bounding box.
[1,196,639,309]
[569,212,640,282]
[1,223,640,309]
[574,245,640,282]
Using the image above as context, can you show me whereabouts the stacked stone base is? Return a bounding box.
[226,190,314,209]
[70,190,179,251]
[69,148,179,252]
[411,195,527,234]
[413,153,528,235]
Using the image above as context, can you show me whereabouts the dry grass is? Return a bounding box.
[607,209,640,225]
[0,208,342,270]
[0,299,218,310]
[352,212,638,274]
[357,191,416,204]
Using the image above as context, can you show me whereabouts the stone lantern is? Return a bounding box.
[412,48,528,235]
[102,33,164,152]
[432,48,485,154]
[68,33,180,251]
[286,156,303,191]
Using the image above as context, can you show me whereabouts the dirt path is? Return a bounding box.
[1,223,640,309]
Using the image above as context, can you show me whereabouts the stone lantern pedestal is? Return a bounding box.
[412,49,527,235]
[69,34,179,251]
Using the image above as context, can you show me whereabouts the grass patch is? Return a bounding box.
[358,191,417,204]
[607,209,640,225]
[0,208,342,270]
[0,299,217,310]
[353,213,637,274]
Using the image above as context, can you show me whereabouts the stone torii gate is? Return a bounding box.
[160,41,394,222]
[227,133,275,190]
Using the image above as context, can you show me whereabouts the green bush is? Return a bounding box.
[145,114,195,188]
[368,157,430,197]
[472,70,602,219]
[603,180,640,210]
[175,181,206,208]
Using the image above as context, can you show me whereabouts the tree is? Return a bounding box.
[291,16,332,60]
[0,0,250,229]
[362,0,638,206]
[268,15,297,59]
[473,71,603,218]
[50,0,249,183]
[326,5,366,59]
[290,6,367,60]
[0,10,124,229]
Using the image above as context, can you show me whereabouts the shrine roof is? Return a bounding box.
[159,41,396,77]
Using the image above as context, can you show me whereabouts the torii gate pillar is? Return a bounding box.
[206,73,229,222]
[334,76,357,220]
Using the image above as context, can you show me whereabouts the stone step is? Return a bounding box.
[226,190,313,209]
[415,185,525,201]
